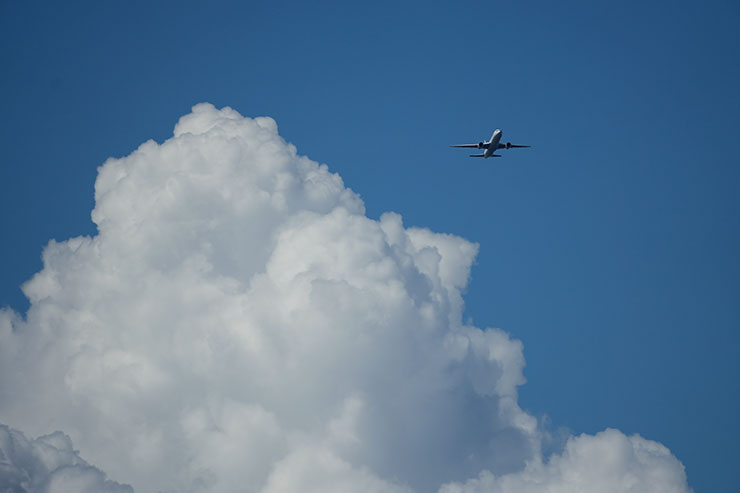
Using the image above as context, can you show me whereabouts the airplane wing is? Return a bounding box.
[497,143,531,149]
[450,143,489,148]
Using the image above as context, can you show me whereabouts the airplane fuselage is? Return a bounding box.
[484,129,502,158]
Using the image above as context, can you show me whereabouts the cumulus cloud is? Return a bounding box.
[440,429,691,493]
[0,424,132,492]
[0,103,691,492]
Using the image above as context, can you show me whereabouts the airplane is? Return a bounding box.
[450,129,530,158]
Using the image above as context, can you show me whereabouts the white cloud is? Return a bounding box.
[439,429,691,493]
[0,424,132,492]
[0,103,691,492]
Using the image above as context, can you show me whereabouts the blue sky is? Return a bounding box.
[1,1,738,491]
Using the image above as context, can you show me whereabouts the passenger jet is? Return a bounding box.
[450,129,530,158]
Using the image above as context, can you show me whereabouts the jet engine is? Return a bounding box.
[478,142,484,148]
[505,142,512,149]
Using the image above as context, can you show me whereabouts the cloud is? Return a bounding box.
[440,429,691,493]
[0,424,132,492]
[0,103,691,492]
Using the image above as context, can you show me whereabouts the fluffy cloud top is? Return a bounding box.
[0,104,691,492]
[0,424,132,493]
[440,429,691,493]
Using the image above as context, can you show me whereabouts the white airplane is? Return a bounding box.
[450,129,530,158]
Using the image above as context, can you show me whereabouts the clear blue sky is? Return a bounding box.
[1,1,738,491]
